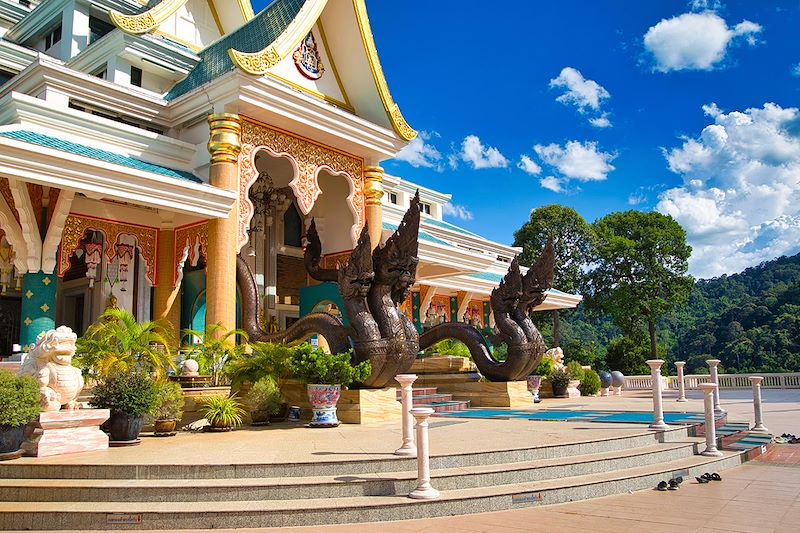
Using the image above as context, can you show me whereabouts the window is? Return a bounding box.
[19,1,31,8]
[0,70,14,87]
[388,192,398,204]
[130,66,142,87]
[89,17,114,44]
[419,202,431,215]
[91,64,107,80]
[283,203,303,247]
[68,100,166,135]
[44,24,62,50]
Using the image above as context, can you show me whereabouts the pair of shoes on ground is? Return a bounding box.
[656,476,683,491]
[696,472,722,484]
[779,433,800,444]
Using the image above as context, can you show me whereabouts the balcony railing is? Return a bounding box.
[623,372,800,390]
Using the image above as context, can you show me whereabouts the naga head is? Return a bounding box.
[490,257,523,313]
[338,223,374,299]
[519,239,555,310]
[374,191,420,300]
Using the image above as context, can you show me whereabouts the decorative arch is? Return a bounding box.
[173,221,208,287]
[58,215,158,284]
[238,119,364,252]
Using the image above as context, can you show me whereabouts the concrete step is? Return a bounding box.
[0,442,699,503]
[0,451,744,530]
[424,400,470,412]
[0,426,694,480]
[410,393,453,405]
[394,387,438,400]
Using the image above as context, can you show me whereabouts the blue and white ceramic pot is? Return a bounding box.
[306,384,341,427]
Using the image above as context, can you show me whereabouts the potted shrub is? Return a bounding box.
[580,369,602,396]
[152,381,185,436]
[200,395,245,431]
[90,371,158,444]
[181,324,249,387]
[76,308,175,379]
[0,370,40,460]
[289,344,371,428]
[566,361,585,396]
[549,368,571,398]
[245,376,282,426]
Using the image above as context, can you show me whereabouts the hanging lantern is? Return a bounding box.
[83,232,103,288]
[115,243,135,291]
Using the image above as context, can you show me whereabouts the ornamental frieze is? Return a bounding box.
[173,221,208,287]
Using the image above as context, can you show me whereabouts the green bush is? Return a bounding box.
[0,370,40,427]
[225,342,295,388]
[427,339,471,358]
[246,376,282,416]
[152,381,185,420]
[579,369,602,396]
[201,395,245,428]
[90,371,158,418]
[532,357,555,377]
[289,344,371,386]
[566,360,585,381]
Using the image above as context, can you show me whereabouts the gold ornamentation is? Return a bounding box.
[229,47,282,75]
[40,303,49,313]
[0,177,19,225]
[239,119,365,246]
[207,114,242,165]
[24,317,31,326]
[59,215,158,285]
[173,221,209,287]
[363,165,385,206]
[25,290,32,299]
[41,277,50,286]
[352,0,417,141]
[109,0,188,35]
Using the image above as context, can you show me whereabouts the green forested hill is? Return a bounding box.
[550,253,800,375]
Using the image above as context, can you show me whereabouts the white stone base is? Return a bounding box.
[22,409,110,457]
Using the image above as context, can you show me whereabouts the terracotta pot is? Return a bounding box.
[153,419,177,435]
[306,384,341,427]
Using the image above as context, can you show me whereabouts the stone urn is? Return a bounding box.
[306,384,341,428]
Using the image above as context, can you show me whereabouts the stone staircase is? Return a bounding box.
[395,386,470,413]
[0,425,756,530]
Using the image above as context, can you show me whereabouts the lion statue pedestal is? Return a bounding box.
[17,326,109,457]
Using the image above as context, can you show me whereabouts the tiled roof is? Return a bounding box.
[383,222,451,247]
[423,217,481,237]
[467,271,504,283]
[0,130,201,183]
[165,0,305,101]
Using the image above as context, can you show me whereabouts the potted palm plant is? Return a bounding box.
[90,371,158,444]
[200,395,245,431]
[0,370,40,460]
[152,381,185,436]
[289,345,371,428]
[75,308,175,379]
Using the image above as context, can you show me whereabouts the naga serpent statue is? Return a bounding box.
[236,190,555,386]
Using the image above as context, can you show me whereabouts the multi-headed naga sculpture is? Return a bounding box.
[236,192,555,386]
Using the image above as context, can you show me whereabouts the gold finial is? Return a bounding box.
[207,114,242,165]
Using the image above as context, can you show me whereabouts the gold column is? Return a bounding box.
[153,228,180,345]
[363,165,384,251]
[206,113,241,338]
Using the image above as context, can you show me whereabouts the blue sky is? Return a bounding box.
[254,1,800,279]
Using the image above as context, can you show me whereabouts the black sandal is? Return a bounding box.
[696,476,709,484]
[711,473,722,481]
[668,479,680,490]
[674,476,684,485]
[701,472,713,481]
[657,480,668,491]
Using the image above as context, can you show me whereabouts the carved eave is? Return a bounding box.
[352,0,416,141]
[228,0,328,75]
[109,0,189,35]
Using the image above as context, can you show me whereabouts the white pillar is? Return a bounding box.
[675,361,688,402]
[646,360,669,430]
[706,359,725,414]
[394,374,418,457]
[408,407,439,500]
[699,383,723,457]
[749,376,769,434]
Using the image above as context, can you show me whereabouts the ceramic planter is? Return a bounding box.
[0,425,25,460]
[526,375,542,403]
[153,419,177,436]
[306,384,341,427]
[108,412,144,444]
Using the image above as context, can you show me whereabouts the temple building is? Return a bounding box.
[0,0,580,354]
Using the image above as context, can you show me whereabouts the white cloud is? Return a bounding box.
[533,141,616,182]
[442,202,473,221]
[644,12,762,72]
[457,135,509,169]
[393,131,442,169]
[517,155,542,175]
[539,176,565,193]
[550,67,612,127]
[656,102,800,278]
[792,63,800,76]
[628,192,647,205]
[689,0,721,11]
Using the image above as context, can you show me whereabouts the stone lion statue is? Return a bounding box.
[544,347,565,371]
[18,326,84,412]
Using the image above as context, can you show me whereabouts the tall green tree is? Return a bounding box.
[513,205,595,346]
[587,211,693,358]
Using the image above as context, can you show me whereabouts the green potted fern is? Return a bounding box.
[289,344,371,428]
[200,395,245,431]
[0,370,40,460]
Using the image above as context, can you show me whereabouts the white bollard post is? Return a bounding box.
[706,359,725,414]
[646,360,669,430]
[408,407,439,500]
[394,374,418,456]
[675,361,688,402]
[699,383,723,456]
[749,376,769,434]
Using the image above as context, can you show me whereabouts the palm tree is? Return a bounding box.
[181,324,249,386]
[76,308,175,379]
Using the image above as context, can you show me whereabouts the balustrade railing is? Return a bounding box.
[623,372,800,390]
